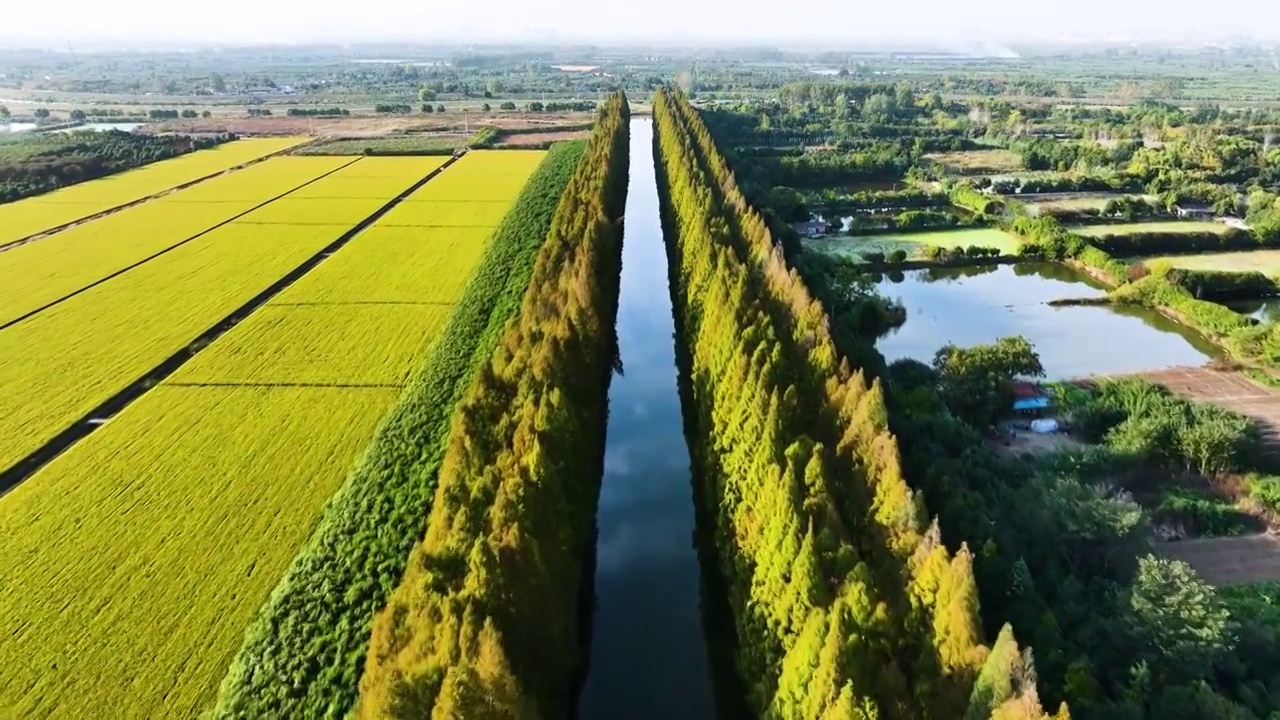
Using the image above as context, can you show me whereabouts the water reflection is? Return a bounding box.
[579,118,715,720]
[876,263,1218,378]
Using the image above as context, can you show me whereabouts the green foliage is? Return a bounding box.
[209,140,588,719]
[1111,273,1255,338]
[1148,486,1255,538]
[1129,556,1236,685]
[1087,228,1258,257]
[1079,378,1260,475]
[653,88,1055,720]
[355,92,630,719]
[950,184,1002,216]
[933,336,1045,428]
[1164,268,1280,300]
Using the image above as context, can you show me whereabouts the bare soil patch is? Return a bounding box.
[1160,533,1280,585]
[496,129,591,147]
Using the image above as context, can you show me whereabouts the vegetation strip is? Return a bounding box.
[0,157,361,332]
[0,136,309,249]
[653,88,1061,719]
[353,92,629,719]
[208,140,586,719]
[0,155,459,492]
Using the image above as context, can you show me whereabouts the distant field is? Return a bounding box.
[295,134,466,156]
[1015,192,1146,214]
[1076,221,1230,237]
[922,148,1023,175]
[804,227,1022,261]
[0,137,308,245]
[1143,250,1280,274]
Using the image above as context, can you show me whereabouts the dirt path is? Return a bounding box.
[1159,533,1280,585]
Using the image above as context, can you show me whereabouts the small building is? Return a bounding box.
[1174,203,1215,220]
[793,220,833,238]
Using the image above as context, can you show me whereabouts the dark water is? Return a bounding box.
[578,118,715,719]
[875,263,1219,379]
[1225,297,1280,323]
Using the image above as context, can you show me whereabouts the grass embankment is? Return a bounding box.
[355,91,630,720]
[654,87,1060,720]
[0,154,531,719]
[209,141,585,719]
[0,136,308,243]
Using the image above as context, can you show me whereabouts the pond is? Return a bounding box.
[53,123,145,133]
[0,122,37,133]
[578,118,714,719]
[875,263,1219,378]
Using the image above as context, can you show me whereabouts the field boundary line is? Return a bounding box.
[166,381,406,389]
[271,300,455,307]
[0,156,362,333]
[0,151,463,496]
[0,138,320,254]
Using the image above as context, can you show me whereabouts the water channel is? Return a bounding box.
[875,263,1219,378]
[579,118,715,718]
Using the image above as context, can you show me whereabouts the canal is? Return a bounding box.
[578,118,716,718]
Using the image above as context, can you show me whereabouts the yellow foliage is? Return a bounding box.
[0,137,308,244]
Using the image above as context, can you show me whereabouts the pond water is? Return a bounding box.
[578,118,714,719]
[875,263,1219,378]
[52,123,145,133]
[0,122,37,133]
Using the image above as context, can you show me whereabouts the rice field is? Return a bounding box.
[0,137,308,244]
[0,157,354,325]
[1075,221,1231,237]
[0,156,436,471]
[0,149,547,718]
[804,227,1022,262]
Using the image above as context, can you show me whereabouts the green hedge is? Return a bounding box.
[1089,228,1257,257]
[1165,269,1280,300]
[209,140,587,719]
[951,184,1002,216]
[355,92,630,719]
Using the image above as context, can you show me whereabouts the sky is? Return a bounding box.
[2,0,1280,48]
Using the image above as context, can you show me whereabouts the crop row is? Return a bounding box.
[355,92,631,718]
[653,88,1059,719]
[0,156,435,474]
[0,136,308,244]
[0,151,538,718]
[0,156,357,326]
[210,141,586,719]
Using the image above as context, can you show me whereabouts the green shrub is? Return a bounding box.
[888,248,908,264]
[862,250,886,264]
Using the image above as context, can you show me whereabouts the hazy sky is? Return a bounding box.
[3,0,1280,47]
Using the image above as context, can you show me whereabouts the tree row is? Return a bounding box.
[354,91,631,719]
[653,87,1065,720]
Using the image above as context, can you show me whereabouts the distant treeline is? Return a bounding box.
[285,107,349,117]
[0,131,232,204]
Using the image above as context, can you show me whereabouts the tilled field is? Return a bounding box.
[1160,534,1280,585]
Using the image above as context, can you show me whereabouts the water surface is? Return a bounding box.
[578,118,715,719]
[876,263,1217,378]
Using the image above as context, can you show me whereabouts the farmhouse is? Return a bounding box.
[793,219,832,237]
[1174,203,1214,220]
